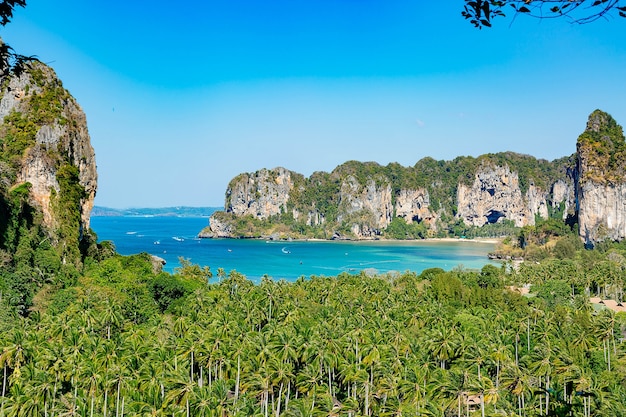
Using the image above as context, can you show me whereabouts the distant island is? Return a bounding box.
[92,206,220,217]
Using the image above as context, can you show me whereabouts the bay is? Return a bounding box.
[90,215,499,282]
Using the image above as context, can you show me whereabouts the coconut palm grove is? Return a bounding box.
[1,250,626,416]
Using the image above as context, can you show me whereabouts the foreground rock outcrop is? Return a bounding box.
[0,59,98,264]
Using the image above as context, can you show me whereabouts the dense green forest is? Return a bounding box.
[1,234,625,416]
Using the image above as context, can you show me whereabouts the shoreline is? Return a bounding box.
[419,237,501,244]
[201,234,502,245]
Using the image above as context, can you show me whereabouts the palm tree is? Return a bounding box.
[3,383,30,417]
[461,339,488,381]
[430,367,472,417]
[361,343,382,416]
[188,385,216,417]
[107,363,132,417]
[38,338,66,403]
[23,363,55,417]
[80,359,104,417]
[426,325,459,370]
[176,323,202,383]
[164,375,196,417]
[121,328,150,375]
[0,327,29,383]
[491,343,513,389]
[128,399,167,417]
[296,362,322,413]
[530,344,556,415]
[268,355,295,417]
[259,276,279,322]
[398,362,431,416]
[594,309,616,371]
[137,360,166,409]
[573,370,594,417]
[100,299,123,340]
[482,378,500,416]
[501,363,532,417]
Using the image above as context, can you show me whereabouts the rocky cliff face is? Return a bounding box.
[225,167,293,219]
[457,164,529,227]
[207,158,575,240]
[207,111,625,244]
[576,110,626,245]
[394,188,436,226]
[0,61,97,258]
[456,164,567,228]
[204,213,235,238]
[550,179,575,220]
[337,176,393,237]
[577,182,626,244]
[206,165,437,239]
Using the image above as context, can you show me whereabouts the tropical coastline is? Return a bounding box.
[2,3,626,416]
[90,215,499,279]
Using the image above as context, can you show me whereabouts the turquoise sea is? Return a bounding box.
[90,216,499,282]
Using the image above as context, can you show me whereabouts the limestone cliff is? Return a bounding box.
[394,188,435,226]
[206,111,626,244]
[550,179,576,220]
[225,167,293,219]
[206,156,573,240]
[336,176,393,238]
[456,163,568,228]
[203,163,436,239]
[576,110,626,245]
[0,60,97,262]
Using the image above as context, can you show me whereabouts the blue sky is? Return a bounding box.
[3,1,626,208]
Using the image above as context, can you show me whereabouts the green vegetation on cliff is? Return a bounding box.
[288,170,341,224]
[577,109,626,184]
[0,62,94,313]
[0,111,37,173]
